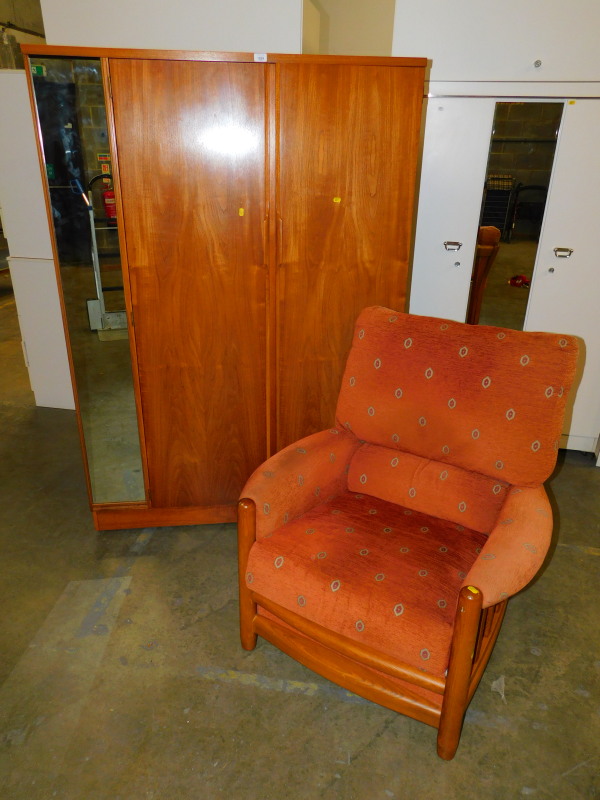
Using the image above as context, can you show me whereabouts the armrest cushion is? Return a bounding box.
[240,428,362,541]
[463,485,553,608]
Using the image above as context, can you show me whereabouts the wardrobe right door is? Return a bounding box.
[275,60,425,450]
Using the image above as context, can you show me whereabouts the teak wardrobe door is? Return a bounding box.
[109,59,267,508]
[276,63,424,449]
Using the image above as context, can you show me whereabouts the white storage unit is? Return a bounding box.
[393,0,600,82]
[394,1,600,454]
[524,99,600,454]
[0,71,74,410]
[8,257,74,409]
[409,97,496,321]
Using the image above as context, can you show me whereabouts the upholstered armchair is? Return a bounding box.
[237,307,579,759]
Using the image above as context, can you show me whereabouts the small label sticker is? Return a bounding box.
[101,163,111,174]
[333,197,342,203]
[254,53,268,62]
[31,64,46,77]
[97,153,111,162]
[45,163,55,180]
[239,208,245,216]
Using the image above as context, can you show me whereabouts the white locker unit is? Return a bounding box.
[525,99,600,454]
[409,97,496,321]
[0,71,74,410]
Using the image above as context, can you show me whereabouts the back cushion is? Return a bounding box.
[348,444,509,532]
[336,307,579,486]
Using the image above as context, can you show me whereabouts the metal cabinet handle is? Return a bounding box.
[444,241,463,251]
[554,247,573,258]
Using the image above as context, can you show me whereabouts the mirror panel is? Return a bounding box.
[469,101,564,330]
[29,56,146,504]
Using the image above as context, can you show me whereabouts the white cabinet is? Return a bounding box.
[409,97,495,321]
[409,93,600,453]
[0,71,73,410]
[393,0,600,82]
[0,72,53,260]
[525,99,600,453]
[8,257,74,409]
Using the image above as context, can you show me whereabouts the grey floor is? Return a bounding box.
[1,268,599,799]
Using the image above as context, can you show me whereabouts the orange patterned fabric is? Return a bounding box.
[335,307,578,486]
[244,428,362,542]
[246,491,489,676]
[464,485,553,607]
[348,445,508,533]
[241,307,579,677]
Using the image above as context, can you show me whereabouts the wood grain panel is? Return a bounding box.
[93,503,237,531]
[109,59,268,508]
[276,63,425,449]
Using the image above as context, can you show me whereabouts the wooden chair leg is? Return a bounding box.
[237,498,258,650]
[437,585,483,760]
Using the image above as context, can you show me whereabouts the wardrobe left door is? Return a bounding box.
[27,55,147,506]
[109,58,269,510]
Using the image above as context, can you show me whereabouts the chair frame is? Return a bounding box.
[238,497,507,760]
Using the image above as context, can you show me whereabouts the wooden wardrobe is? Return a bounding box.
[24,47,426,530]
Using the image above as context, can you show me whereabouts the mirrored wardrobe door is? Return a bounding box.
[468,101,564,330]
[28,55,146,504]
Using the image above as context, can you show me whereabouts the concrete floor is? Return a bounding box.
[1,270,599,799]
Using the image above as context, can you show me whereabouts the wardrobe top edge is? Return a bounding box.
[20,45,427,68]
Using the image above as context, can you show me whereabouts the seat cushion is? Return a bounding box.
[245,491,489,676]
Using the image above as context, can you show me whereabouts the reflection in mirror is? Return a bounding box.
[30,56,145,504]
[467,101,564,330]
